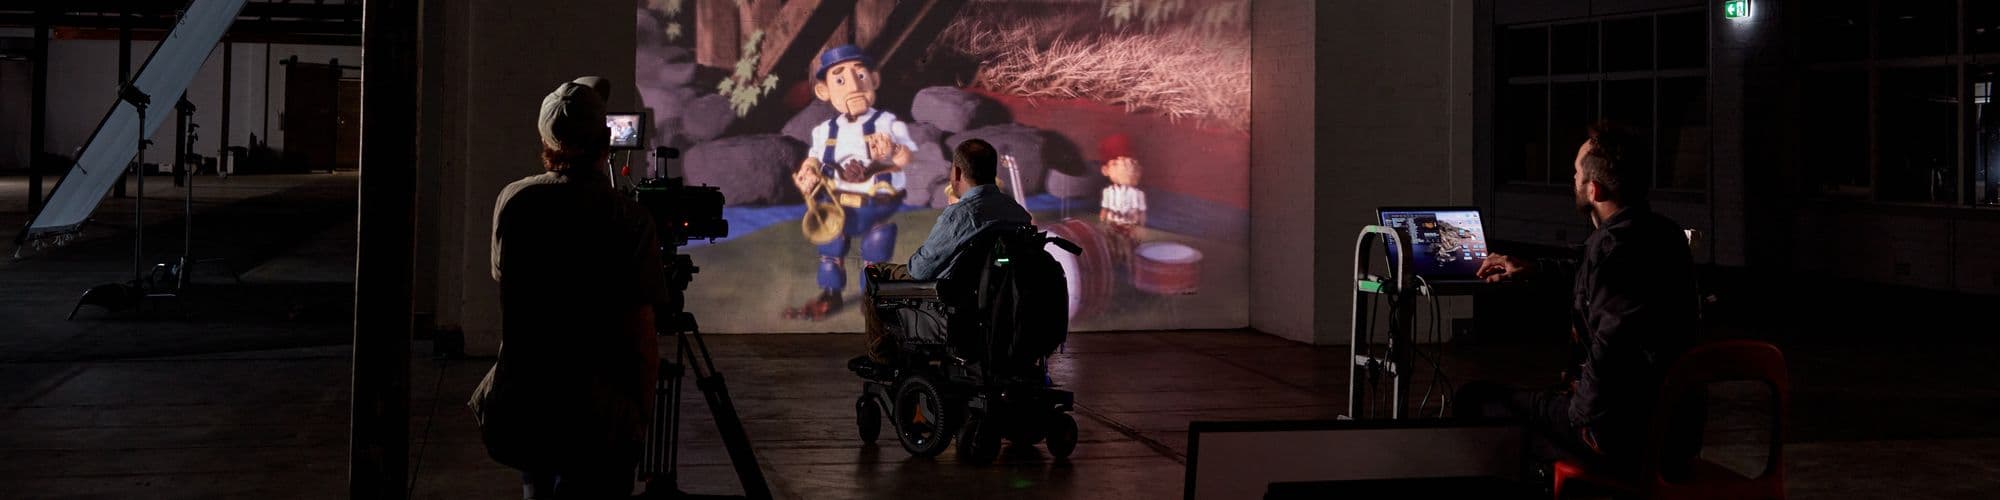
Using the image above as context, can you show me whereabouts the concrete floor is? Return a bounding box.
[3,173,1998,499]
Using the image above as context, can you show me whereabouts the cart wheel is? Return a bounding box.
[895,376,956,458]
[856,395,881,444]
[1045,412,1078,460]
[957,411,1002,465]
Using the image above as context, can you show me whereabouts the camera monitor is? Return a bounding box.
[1375,207,1490,283]
[607,112,647,150]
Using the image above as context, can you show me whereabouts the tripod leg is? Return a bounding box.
[686,328,771,500]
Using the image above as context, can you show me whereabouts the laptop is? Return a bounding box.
[1375,207,1492,287]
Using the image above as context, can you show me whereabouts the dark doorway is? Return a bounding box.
[284,61,340,173]
[335,78,360,171]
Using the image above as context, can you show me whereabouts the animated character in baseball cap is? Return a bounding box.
[784,45,919,320]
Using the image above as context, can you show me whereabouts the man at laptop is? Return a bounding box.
[1457,122,1698,474]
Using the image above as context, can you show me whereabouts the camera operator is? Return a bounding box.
[471,77,666,500]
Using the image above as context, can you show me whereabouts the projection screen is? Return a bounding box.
[18,0,249,245]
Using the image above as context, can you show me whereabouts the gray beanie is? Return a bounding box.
[538,80,608,152]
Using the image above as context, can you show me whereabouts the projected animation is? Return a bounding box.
[783,45,920,321]
[635,0,1249,332]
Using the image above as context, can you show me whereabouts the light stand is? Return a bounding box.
[158,97,238,292]
[72,83,159,319]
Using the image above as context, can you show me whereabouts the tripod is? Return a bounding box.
[641,254,771,500]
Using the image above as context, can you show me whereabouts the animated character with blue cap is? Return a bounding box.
[784,44,919,321]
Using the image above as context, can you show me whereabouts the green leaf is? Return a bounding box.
[717,78,736,95]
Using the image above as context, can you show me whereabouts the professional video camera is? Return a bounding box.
[634,176,728,249]
[627,146,770,500]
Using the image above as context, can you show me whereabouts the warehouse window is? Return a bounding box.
[1497,9,1709,193]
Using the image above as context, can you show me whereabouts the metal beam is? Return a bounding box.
[113,9,129,199]
[0,2,358,20]
[221,41,231,165]
[53,27,361,46]
[349,0,416,496]
[31,17,361,35]
[29,9,45,210]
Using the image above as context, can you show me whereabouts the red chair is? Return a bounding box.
[1552,340,1788,499]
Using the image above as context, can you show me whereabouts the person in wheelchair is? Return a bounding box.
[850,138,1030,369]
[844,139,1081,463]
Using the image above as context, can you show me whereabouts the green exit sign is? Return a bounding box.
[1724,0,1752,20]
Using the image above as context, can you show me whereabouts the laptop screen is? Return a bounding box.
[1376,208,1490,281]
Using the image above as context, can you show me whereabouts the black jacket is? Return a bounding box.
[1538,207,1698,435]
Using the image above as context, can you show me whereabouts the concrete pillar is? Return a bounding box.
[220,42,231,165]
[350,0,420,496]
[1312,0,1479,345]
[1249,0,1315,342]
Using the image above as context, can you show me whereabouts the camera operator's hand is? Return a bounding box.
[793,158,822,196]
[1477,253,1532,283]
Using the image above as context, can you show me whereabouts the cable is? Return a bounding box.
[407,359,448,497]
[1409,276,1458,418]
[1415,277,1438,414]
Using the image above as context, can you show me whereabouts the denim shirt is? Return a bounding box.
[907,184,1031,280]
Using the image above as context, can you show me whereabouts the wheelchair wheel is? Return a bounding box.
[894,376,957,458]
[1044,413,1078,460]
[957,411,1003,465]
[856,395,881,444]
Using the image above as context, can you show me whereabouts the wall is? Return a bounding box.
[2,32,359,172]
[0,59,27,169]
[1312,0,1479,345]
[434,0,636,349]
[1249,0,1317,342]
[1249,0,1480,345]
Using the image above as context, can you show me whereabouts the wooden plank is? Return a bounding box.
[741,0,781,45]
[754,0,858,80]
[827,15,851,50]
[694,0,739,67]
[853,0,895,50]
[873,0,967,76]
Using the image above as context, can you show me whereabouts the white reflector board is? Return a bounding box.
[20,0,249,244]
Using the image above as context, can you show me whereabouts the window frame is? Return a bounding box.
[1800,0,2000,207]
[1496,7,1712,196]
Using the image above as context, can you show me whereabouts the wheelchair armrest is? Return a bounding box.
[1048,236,1082,255]
[874,280,942,300]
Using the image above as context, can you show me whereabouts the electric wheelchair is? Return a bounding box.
[849,222,1082,464]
